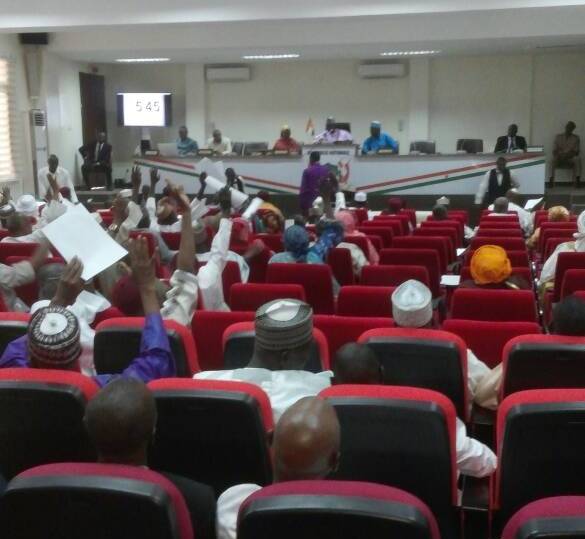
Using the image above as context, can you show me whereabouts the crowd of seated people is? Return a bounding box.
[0,164,585,538]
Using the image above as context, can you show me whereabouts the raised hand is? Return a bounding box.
[218,186,232,212]
[150,167,161,190]
[128,236,157,292]
[131,166,142,193]
[52,257,84,307]
[167,182,190,213]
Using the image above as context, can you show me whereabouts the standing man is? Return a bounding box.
[37,154,78,203]
[300,151,329,215]
[550,121,581,187]
[475,156,520,206]
[79,132,113,190]
[361,121,399,155]
[494,124,527,153]
[176,126,198,156]
[314,117,353,144]
[206,129,232,155]
[273,125,301,153]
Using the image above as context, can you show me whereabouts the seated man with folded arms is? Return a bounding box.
[195,299,332,422]
[84,378,216,539]
[331,339,497,479]
[216,397,340,539]
[0,238,176,387]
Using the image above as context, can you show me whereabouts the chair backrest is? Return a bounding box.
[460,266,532,286]
[222,322,330,371]
[341,235,371,256]
[553,252,585,302]
[539,228,576,256]
[421,220,463,245]
[160,231,181,250]
[413,227,458,251]
[447,210,469,225]
[357,226,393,247]
[560,269,585,299]
[0,462,193,539]
[0,369,98,479]
[0,312,30,356]
[313,315,395,357]
[373,215,410,235]
[392,236,450,270]
[320,385,457,538]
[361,219,402,237]
[364,234,383,253]
[148,378,273,494]
[451,289,538,322]
[495,389,585,523]
[94,318,200,377]
[544,237,572,261]
[502,496,585,539]
[476,228,524,238]
[409,140,436,155]
[336,286,395,318]
[470,237,526,252]
[229,283,306,312]
[456,138,483,153]
[350,208,369,225]
[254,233,284,253]
[441,319,541,369]
[502,335,585,398]
[401,208,417,227]
[358,328,469,420]
[327,248,355,286]
[0,242,39,263]
[191,311,255,370]
[480,211,520,221]
[266,263,335,314]
[478,222,522,230]
[238,480,441,539]
[380,248,441,297]
[464,249,530,268]
[361,265,430,288]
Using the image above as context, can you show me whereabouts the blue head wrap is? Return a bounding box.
[283,225,310,261]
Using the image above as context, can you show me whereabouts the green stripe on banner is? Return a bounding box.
[134,161,200,179]
[373,160,545,194]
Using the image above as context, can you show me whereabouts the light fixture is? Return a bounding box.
[380,50,441,56]
[242,54,300,60]
[115,58,170,63]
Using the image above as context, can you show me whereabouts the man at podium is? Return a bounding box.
[314,117,353,144]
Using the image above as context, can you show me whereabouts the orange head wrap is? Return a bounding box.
[470,245,512,285]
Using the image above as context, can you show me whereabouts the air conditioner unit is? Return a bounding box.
[205,66,251,82]
[29,109,48,197]
[358,63,406,79]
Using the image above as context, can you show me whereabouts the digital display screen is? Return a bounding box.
[117,93,172,127]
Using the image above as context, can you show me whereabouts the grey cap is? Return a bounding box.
[255,299,313,351]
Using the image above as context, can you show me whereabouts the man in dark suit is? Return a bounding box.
[84,378,216,539]
[494,124,527,153]
[79,131,113,189]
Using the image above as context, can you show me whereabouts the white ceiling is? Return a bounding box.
[3,0,585,62]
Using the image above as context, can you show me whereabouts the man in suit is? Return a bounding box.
[79,132,113,189]
[494,124,527,153]
[84,377,216,539]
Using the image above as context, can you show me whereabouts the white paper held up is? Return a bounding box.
[441,274,461,287]
[524,198,543,211]
[42,210,128,281]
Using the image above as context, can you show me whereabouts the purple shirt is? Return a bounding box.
[0,313,175,387]
[300,163,329,211]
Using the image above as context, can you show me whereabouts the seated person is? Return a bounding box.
[195,299,332,422]
[489,192,533,236]
[38,154,78,203]
[84,378,216,539]
[550,121,580,187]
[269,223,342,265]
[335,209,378,265]
[382,196,405,215]
[460,245,531,290]
[273,125,301,153]
[330,339,496,479]
[0,240,176,387]
[177,126,198,156]
[216,397,340,539]
[527,205,570,250]
[476,294,585,410]
[494,123,527,154]
[206,129,232,155]
[314,117,353,144]
[332,211,371,275]
[361,121,398,155]
[539,209,585,289]
[350,191,368,209]
[256,200,284,235]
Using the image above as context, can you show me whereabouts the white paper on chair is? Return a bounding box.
[456,247,468,257]
[441,274,461,287]
[368,210,382,220]
[42,210,128,281]
[524,198,543,211]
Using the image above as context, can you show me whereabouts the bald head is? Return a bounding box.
[333,343,382,385]
[273,397,340,482]
[493,197,509,214]
[84,378,156,465]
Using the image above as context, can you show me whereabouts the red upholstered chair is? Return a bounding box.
[358,328,469,420]
[361,219,402,237]
[229,283,306,312]
[402,208,417,227]
[552,252,585,302]
[350,208,368,225]
[0,312,30,356]
[480,213,519,222]
[148,378,273,494]
[493,390,585,526]
[266,263,335,314]
[357,226,393,247]
[327,247,355,286]
[478,222,524,231]
[0,242,38,264]
[91,306,125,329]
[501,334,585,398]
[543,237,572,261]
[448,210,469,224]
[238,481,441,539]
[539,228,575,257]
[476,228,524,238]
[361,265,430,288]
[502,497,585,539]
[365,234,383,253]
[5,256,66,307]
[320,385,457,539]
[451,289,538,322]
[342,235,371,256]
[534,210,549,228]
[0,369,98,479]
[193,259,242,306]
[94,317,200,377]
[413,227,458,252]
[421,220,463,245]
[336,286,395,318]
[0,229,10,240]
[1,463,193,539]
[464,249,530,268]
[392,236,451,270]
[313,315,395,357]
[470,237,526,252]
[247,246,272,283]
[254,233,284,253]
[380,248,441,298]
[191,311,255,370]
[373,215,410,235]
[560,269,585,299]
[222,322,329,371]
[160,231,181,250]
[442,319,541,369]
[460,266,532,286]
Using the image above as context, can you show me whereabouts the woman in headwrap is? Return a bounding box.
[335,209,379,266]
[269,223,343,265]
[460,245,531,290]
[539,209,585,289]
[383,196,405,215]
[526,205,570,250]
